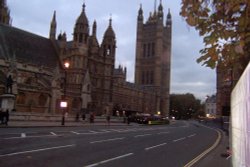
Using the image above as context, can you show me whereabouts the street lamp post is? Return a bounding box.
[61,62,70,126]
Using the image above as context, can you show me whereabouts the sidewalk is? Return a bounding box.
[193,122,232,167]
[0,120,133,128]
[0,112,133,128]
[0,121,131,128]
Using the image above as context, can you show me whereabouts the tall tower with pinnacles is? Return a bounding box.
[135,0,172,116]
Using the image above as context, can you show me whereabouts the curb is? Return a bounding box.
[184,124,222,167]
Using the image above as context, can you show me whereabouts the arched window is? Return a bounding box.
[146,71,149,84]
[79,33,83,43]
[38,94,47,106]
[0,70,5,85]
[17,92,26,104]
[143,44,147,57]
[152,43,155,57]
[150,71,154,84]
[147,43,151,57]
[25,77,32,84]
[87,84,90,92]
[72,98,81,110]
[141,71,145,84]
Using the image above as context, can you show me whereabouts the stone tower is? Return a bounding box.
[0,0,11,25]
[101,17,116,106]
[134,1,172,116]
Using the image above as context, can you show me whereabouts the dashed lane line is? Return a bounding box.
[188,134,196,138]
[173,137,186,142]
[71,131,80,135]
[50,132,57,136]
[89,130,98,133]
[157,132,170,135]
[0,144,75,157]
[85,153,134,167]
[145,143,167,151]
[134,134,152,138]
[90,137,125,144]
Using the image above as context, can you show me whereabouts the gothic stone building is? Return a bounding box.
[0,1,171,116]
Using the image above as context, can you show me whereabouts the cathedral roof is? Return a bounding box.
[0,23,59,68]
[76,3,88,26]
[104,18,115,38]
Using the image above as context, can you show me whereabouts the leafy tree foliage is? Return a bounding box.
[170,93,201,119]
[180,0,250,70]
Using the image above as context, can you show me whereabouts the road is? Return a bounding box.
[0,121,218,167]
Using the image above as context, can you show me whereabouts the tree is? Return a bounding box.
[170,93,201,119]
[180,0,250,71]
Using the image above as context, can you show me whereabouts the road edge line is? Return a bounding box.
[184,128,221,167]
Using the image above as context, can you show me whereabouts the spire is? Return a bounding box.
[89,20,99,47]
[76,1,88,25]
[158,0,163,12]
[103,15,115,38]
[102,16,116,58]
[158,0,163,19]
[154,0,157,13]
[73,0,89,44]
[167,8,172,19]
[109,14,112,27]
[137,4,143,21]
[49,10,57,40]
[92,20,97,36]
[62,32,67,41]
[166,8,172,27]
[82,1,86,12]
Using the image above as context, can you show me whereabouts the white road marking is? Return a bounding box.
[86,153,134,167]
[21,133,26,138]
[180,126,188,128]
[188,134,196,138]
[173,137,186,142]
[71,131,80,135]
[90,137,125,144]
[145,143,167,151]
[5,134,58,140]
[134,134,152,138]
[89,130,98,133]
[99,130,111,132]
[0,144,75,157]
[226,155,232,160]
[157,132,169,135]
[50,132,57,136]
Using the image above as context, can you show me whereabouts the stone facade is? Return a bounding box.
[0,1,171,116]
[134,3,172,116]
[216,60,248,117]
[205,95,216,118]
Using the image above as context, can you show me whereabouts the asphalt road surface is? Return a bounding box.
[0,121,218,167]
